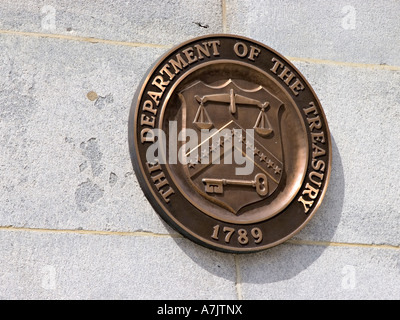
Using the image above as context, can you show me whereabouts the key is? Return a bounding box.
[202,173,268,196]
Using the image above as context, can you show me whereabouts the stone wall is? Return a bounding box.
[0,0,399,299]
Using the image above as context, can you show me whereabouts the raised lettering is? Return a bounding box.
[182,47,198,64]
[142,100,157,115]
[311,131,325,144]
[148,90,162,106]
[141,128,155,143]
[309,171,324,187]
[152,75,170,92]
[271,58,304,96]
[159,63,175,80]
[298,196,314,213]
[312,143,326,158]
[298,101,327,213]
[289,79,305,96]
[303,102,318,115]
[233,42,248,58]
[151,171,169,190]
[312,159,326,172]
[146,161,175,203]
[278,67,296,85]
[140,114,155,127]
[169,54,188,74]
[208,40,221,56]
[308,115,322,131]
[194,42,211,59]
[248,45,261,61]
[146,161,161,173]
[270,57,284,74]
[302,182,319,200]
[159,186,174,203]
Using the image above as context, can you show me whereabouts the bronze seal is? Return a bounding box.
[128,34,331,253]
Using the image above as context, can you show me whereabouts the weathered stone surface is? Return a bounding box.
[0,34,172,234]
[226,0,400,66]
[0,1,399,300]
[0,229,237,299]
[238,243,400,300]
[0,0,223,45]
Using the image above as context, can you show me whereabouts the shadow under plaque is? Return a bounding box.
[167,135,344,283]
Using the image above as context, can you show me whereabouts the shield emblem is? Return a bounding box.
[179,79,284,214]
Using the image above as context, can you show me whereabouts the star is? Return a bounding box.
[223,132,232,141]
[245,141,254,151]
[260,153,267,162]
[201,149,209,159]
[274,165,282,174]
[266,159,274,168]
[210,141,220,152]
[233,130,243,142]
[187,156,198,168]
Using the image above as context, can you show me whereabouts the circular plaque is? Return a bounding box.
[128,34,331,253]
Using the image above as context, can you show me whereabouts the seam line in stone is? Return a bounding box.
[0,226,398,250]
[234,255,244,300]
[0,28,171,49]
[1,28,399,71]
